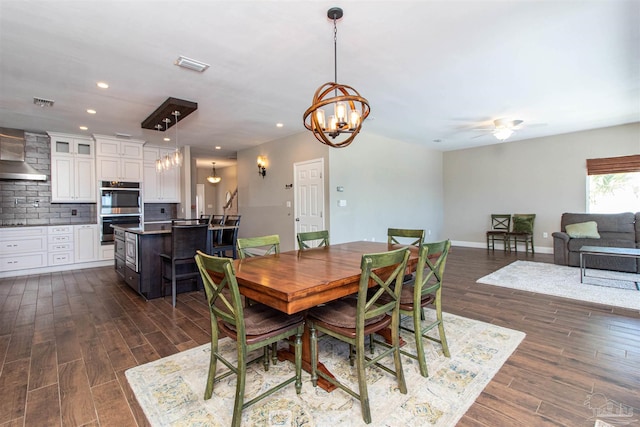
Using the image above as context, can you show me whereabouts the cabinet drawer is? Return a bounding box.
[49,242,73,252]
[124,266,140,291]
[0,236,47,255]
[1,253,47,270]
[48,251,74,266]
[115,256,126,278]
[48,235,72,244]
[49,225,73,235]
[0,226,46,239]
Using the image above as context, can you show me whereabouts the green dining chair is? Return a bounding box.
[308,247,410,424]
[297,230,330,249]
[195,251,304,427]
[506,214,536,254]
[236,234,280,259]
[387,228,425,247]
[397,239,451,377]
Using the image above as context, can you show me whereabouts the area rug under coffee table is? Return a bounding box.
[477,260,640,311]
[126,310,525,427]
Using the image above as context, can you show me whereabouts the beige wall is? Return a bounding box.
[236,132,329,251]
[442,123,640,252]
[236,130,443,251]
[328,132,444,244]
[195,164,238,216]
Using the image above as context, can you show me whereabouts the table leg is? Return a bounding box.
[278,326,337,392]
[580,252,585,283]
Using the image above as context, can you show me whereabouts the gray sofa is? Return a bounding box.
[552,212,640,273]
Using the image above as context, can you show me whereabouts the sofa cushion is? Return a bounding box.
[565,221,600,239]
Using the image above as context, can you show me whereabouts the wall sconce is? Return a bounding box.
[257,156,267,178]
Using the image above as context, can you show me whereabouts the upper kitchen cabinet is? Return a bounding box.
[94,135,144,182]
[48,132,96,203]
[142,146,180,203]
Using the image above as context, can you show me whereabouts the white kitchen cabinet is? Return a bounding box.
[0,227,47,271]
[49,132,96,203]
[94,135,144,182]
[142,146,181,203]
[74,224,99,263]
[48,225,74,266]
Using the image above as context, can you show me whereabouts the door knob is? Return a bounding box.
[295,218,300,221]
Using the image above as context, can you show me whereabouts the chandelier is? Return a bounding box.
[207,162,221,184]
[155,111,183,172]
[303,7,370,148]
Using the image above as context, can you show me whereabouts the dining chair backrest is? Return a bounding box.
[170,222,209,259]
[195,251,245,335]
[237,234,280,259]
[414,239,451,300]
[208,214,225,227]
[489,214,511,231]
[220,215,241,245]
[387,228,425,247]
[297,230,329,249]
[357,247,411,327]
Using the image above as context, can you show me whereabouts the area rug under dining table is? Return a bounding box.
[126,310,525,426]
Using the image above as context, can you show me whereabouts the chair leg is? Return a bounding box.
[355,334,372,424]
[414,308,429,378]
[171,262,177,307]
[435,295,450,358]
[310,324,318,387]
[204,336,219,400]
[294,330,302,394]
[231,347,247,427]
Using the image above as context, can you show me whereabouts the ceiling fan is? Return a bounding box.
[472,118,525,141]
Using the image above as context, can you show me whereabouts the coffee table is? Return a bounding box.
[579,245,640,289]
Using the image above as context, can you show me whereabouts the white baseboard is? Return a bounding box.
[451,240,553,254]
[0,260,113,279]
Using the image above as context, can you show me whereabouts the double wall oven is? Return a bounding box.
[99,181,142,245]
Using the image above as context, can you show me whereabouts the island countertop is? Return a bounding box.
[111,223,172,235]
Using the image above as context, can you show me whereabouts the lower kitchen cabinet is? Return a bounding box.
[1,226,47,271]
[74,224,99,263]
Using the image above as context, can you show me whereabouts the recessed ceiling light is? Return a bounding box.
[164,137,171,142]
[215,146,221,150]
[96,82,109,89]
[276,123,284,128]
[175,56,209,72]
[79,126,88,131]
[87,109,96,114]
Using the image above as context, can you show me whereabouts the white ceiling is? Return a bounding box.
[1,1,638,168]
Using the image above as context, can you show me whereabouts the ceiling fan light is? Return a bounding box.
[493,128,514,141]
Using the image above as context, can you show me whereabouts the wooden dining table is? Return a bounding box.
[232,240,419,391]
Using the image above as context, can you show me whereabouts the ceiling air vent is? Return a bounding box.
[33,97,55,107]
[175,56,209,72]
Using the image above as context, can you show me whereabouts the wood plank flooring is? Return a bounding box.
[0,247,638,426]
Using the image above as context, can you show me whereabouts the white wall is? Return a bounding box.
[442,123,640,252]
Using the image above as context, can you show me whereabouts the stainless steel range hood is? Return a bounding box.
[0,128,47,181]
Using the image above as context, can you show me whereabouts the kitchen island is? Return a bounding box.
[112,223,173,300]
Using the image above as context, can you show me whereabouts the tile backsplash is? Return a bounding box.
[0,132,97,226]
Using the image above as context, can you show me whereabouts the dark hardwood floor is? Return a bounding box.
[1,247,638,426]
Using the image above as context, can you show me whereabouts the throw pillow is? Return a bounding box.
[565,221,600,239]
[513,216,534,233]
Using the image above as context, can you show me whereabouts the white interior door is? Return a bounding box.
[294,158,325,248]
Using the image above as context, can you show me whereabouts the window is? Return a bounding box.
[586,155,640,213]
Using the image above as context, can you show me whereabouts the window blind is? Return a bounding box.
[586,154,640,175]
